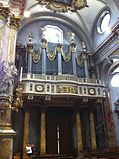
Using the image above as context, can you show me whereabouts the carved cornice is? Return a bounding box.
[37,0,88,13]
[93,22,119,56]
[9,15,21,29]
[0,3,10,21]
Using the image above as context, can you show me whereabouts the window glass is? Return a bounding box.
[111,74,119,87]
[97,10,111,34]
[43,25,63,43]
[101,13,110,33]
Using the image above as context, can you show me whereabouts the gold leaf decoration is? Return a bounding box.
[32,48,41,63]
[76,53,83,67]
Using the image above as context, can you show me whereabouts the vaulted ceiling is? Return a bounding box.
[7,0,119,51]
[24,0,119,34]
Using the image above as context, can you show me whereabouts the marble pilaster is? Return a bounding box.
[23,111,30,159]
[76,111,83,153]
[40,108,46,156]
[89,111,97,150]
[104,89,116,147]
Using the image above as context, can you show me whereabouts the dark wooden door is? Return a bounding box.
[46,107,73,155]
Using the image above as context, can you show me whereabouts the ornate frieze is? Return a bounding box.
[56,85,78,94]
[20,73,104,98]
[37,0,88,13]
[0,3,10,21]
[27,40,83,65]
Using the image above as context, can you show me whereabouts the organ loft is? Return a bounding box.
[0,0,119,159]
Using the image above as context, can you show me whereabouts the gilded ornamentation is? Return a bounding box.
[71,0,88,11]
[27,37,87,66]
[35,84,44,92]
[47,1,68,13]
[70,42,76,52]
[88,88,96,95]
[0,96,12,110]
[57,85,78,94]
[76,53,83,68]
[47,50,56,61]
[56,43,63,53]
[12,87,23,111]
[27,33,34,49]
[40,38,48,49]
[32,48,41,63]
[9,15,21,30]
[82,42,88,60]
[37,0,88,13]
[56,43,71,62]
[27,33,42,63]
[0,3,10,21]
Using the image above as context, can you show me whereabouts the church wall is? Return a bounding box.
[91,6,119,50]
[110,86,119,146]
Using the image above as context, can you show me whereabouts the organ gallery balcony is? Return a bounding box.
[19,73,105,99]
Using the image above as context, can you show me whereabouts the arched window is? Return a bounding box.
[97,10,111,34]
[43,25,63,43]
[101,13,111,33]
[111,74,119,87]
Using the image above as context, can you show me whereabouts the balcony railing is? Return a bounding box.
[19,73,105,98]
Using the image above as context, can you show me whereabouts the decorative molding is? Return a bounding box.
[9,14,21,29]
[35,84,44,92]
[0,3,10,21]
[37,0,88,13]
[0,96,12,110]
[27,39,83,66]
[88,88,96,95]
[93,22,119,56]
[20,73,105,98]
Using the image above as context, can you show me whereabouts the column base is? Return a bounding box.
[0,125,16,159]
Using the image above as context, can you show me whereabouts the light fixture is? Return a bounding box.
[23,10,30,18]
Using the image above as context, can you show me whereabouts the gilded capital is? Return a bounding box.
[0,3,10,21]
[0,96,12,110]
[9,15,21,30]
